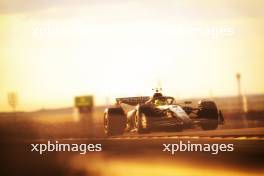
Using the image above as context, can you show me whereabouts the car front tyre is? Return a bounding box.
[135,112,150,134]
[104,108,126,136]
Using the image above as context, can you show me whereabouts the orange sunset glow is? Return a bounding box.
[0,0,264,111]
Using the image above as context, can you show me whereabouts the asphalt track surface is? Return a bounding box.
[1,127,264,176]
[31,127,264,169]
[52,127,264,141]
[60,128,264,176]
[55,128,264,164]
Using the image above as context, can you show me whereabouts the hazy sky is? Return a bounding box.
[0,0,264,111]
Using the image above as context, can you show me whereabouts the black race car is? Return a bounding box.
[104,91,224,136]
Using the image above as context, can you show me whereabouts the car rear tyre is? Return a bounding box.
[104,108,126,136]
[198,100,219,130]
[200,121,218,130]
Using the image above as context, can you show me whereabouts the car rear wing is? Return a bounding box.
[116,96,150,106]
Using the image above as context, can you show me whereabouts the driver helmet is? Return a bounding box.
[154,99,166,106]
[153,92,163,99]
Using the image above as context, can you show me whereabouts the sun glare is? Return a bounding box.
[0,1,264,111]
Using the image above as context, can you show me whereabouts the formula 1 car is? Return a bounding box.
[103,91,224,136]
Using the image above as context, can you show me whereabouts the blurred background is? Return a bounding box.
[0,0,264,176]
